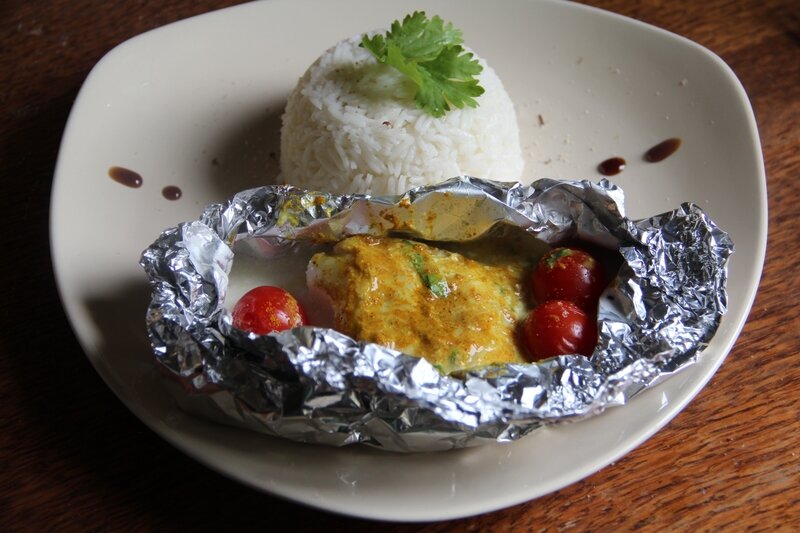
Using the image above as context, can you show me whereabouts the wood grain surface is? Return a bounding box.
[1,0,798,530]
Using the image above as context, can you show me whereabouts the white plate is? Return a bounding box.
[51,0,766,522]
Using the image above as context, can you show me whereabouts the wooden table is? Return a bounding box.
[2,0,798,530]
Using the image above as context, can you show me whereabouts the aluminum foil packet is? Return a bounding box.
[140,177,733,452]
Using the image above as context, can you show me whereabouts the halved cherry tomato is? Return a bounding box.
[232,286,308,334]
[522,300,597,360]
[532,247,605,311]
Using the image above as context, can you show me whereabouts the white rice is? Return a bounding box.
[280,34,524,196]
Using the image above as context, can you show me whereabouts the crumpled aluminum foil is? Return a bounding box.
[140,177,733,452]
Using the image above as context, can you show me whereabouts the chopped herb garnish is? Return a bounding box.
[448,350,459,365]
[423,273,450,298]
[410,252,424,272]
[361,11,485,118]
[407,249,450,297]
[546,248,573,269]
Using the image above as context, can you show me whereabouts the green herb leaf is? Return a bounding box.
[360,11,484,117]
[422,273,450,298]
[415,45,484,117]
[409,252,425,273]
[448,350,459,365]
[407,250,450,297]
[545,248,573,269]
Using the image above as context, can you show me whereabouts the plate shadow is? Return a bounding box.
[204,102,286,199]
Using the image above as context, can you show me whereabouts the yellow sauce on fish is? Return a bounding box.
[308,234,539,372]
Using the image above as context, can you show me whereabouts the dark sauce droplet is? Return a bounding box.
[598,157,626,176]
[162,185,182,201]
[108,166,143,188]
[645,137,682,162]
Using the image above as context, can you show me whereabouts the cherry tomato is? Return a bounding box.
[232,286,308,334]
[522,300,597,360]
[532,247,605,311]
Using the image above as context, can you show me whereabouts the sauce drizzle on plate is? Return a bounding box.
[597,138,683,175]
[598,157,626,176]
[162,185,182,200]
[108,166,143,188]
[645,137,682,162]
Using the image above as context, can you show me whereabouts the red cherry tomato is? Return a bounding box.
[532,247,605,311]
[522,300,597,360]
[232,286,308,334]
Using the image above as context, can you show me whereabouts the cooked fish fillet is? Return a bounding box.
[307,235,531,372]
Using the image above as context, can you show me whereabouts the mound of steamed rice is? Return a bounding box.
[280,34,524,196]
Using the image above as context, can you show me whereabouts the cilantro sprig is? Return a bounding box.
[361,12,485,118]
